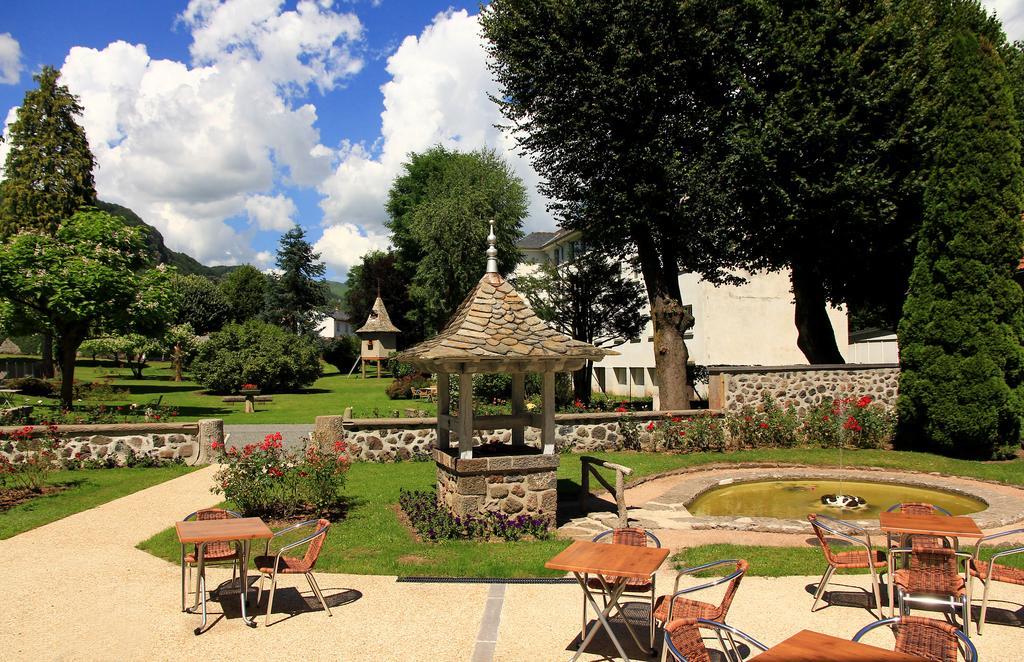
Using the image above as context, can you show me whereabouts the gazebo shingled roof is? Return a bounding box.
[396,271,614,373]
[356,296,400,335]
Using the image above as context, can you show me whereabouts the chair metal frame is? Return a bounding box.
[654,559,746,662]
[809,514,886,618]
[584,528,661,654]
[256,519,332,626]
[887,503,953,516]
[889,546,972,631]
[886,502,956,550]
[662,618,767,662]
[179,508,243,612]
[968,527,1024,635]
[853,616,977,661]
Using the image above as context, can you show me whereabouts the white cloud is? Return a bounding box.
[318,9,552,235]
[0,33,22,84]
[313,222,390,274]
[982,0,1024,42]
[5,1,366,265]
[245,193,297,230]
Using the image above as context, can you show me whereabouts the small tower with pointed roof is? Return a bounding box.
[356,294,400,378]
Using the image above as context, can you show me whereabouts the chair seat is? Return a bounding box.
[971,560,1024,586]
[184,548,239,564]
[893,568,966,597]
[586,576,653,593]
[832,549,888,569]
[653,594,721,623]
[254,555,313,574]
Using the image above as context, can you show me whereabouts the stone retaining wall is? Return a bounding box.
[707,364,899,414]
[314,410,715,462]
[0,419,223,464]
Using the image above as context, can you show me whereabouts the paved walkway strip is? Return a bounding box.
[470,583,506,662]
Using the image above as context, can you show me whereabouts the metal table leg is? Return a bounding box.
[239,540,256,627]
[597,574,651,655]
[188,542,208,634]
[572,572,633,662]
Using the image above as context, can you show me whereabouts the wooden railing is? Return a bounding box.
[579,455,633,527]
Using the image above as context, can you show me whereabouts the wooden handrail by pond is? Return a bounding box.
[580,455,633,527]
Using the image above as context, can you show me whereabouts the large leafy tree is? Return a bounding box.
[263,225,330,336]
[174,274,230,335]
[219,264,269,323]
[896,16,1024,459]
[515,248,649,403]
[343,250,414,343]
[387,146,526,336]
[482,1,759,407]
[0,209,177,406]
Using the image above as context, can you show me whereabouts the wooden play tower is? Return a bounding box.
[356,295,400,378]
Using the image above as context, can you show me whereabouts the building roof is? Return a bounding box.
[396,271,614,373]
[517,231,559,250]
[356,296,400,334]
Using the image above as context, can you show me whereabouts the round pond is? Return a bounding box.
[687,479,987,520]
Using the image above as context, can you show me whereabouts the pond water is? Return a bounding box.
[687,479,987,520]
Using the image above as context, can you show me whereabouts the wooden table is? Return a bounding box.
[546,540,669,661]
[879,512,983,541]
[753,630,926,661]
[175,517,273,632]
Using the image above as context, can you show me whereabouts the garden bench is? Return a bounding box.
[221,395,273,403]
[0,405,32,421]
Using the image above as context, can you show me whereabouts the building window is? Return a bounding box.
[630,367,645,386]
[613,367,627,386]
[367,339,374,350]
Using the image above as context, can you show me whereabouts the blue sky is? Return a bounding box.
[1,0,1021,280]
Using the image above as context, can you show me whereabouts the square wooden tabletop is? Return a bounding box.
[752,630,926,661]
[175,517,273,544]
[545,540,669,580]
[878,512,983,539]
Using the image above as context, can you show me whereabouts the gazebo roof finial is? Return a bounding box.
[485,219,498,274]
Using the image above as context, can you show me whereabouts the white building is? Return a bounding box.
[317,309,354,339]
[515,229,862,401]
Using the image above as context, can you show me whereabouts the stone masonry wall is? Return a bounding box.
[0,420,223,465]
[708,364,900,415]
[314,411,711,463]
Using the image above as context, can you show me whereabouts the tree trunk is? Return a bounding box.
[58,330,83,408]
[40,332,55,378]
[573,360,592,405]
[792,262,845,364]
[173,343,183,382]
[634,228,693,409]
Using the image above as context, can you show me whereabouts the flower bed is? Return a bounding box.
[211,432,350,518]
[398,488,552,542]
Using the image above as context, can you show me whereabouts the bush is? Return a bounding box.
[398,488,551,542]
[211,433,350,518]
[3,377,54,397]
[386,357,417,379]
[727,394,801,449]
[648,412,725,452]
[386,374,430,400]
[191,320,322,393]
[474,373,512,401]
[0,425,60,491]
[321,335,360,374]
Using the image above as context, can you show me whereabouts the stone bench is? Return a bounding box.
[221,395,273,403]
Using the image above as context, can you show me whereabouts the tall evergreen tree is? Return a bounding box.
[219,264,269,323]
[263,225,330,335]
[0,66,96,237]
[897,25,1024,459]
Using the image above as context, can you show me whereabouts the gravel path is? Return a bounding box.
[1,467,1021,660]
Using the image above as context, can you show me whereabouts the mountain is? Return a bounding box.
[98,200,347,303]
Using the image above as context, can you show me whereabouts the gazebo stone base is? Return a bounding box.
[433,447,559,528]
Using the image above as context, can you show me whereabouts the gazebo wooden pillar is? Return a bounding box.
[397,222,614,526]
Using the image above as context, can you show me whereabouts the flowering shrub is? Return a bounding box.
[398,488,551,542]
[0,425,62,491]
[240,383,259,391]
[647,412,725,452]
[728,394,802,448]
[803,395,893,449]
[211,433,350,518]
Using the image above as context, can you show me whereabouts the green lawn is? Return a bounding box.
[9,359,431,424]
[137,449,1024,577]
[0,465,198,539]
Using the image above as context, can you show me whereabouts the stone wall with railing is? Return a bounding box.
[313,410,716,462]
[707,364,900,414]
[0,419,223,464]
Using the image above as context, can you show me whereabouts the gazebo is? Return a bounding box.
[396,222,613,525]
[356,295,400,378]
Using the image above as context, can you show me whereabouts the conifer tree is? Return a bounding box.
[896,27,1024,459]
[263,225,330,336]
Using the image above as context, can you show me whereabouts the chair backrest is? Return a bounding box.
[302,519,331,570]
[717,560,748,616]
[808,514,839,564]
[593,526,661,548]
[854,616,975,662]
[664,618,767,662]
[185,508,242,557]
[888,502,952,516]
[909,545,958,576]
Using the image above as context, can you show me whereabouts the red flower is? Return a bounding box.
[670,416,681,423]
[210,441,222,450]
[614,406,627,412]
[646,422,655,432]
[268,467,283,478]
[333,440,347,452]
[759,422,769,429]
[843,416,862,432]
[856,395,872,408]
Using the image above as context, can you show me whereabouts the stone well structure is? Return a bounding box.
[395,222,612,526]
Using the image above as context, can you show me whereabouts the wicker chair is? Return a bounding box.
[853,616,977,661]
[890,545,971,630]
[253,519,332,626]
[808,513,887,618]
[652,560,747,662]
[584,527,662,652]
[968,527,1024,635]
[180,508,243,612]
[887,502,954,550]
[662,618,767,662]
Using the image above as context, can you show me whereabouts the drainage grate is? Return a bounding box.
[396,576,576,584]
